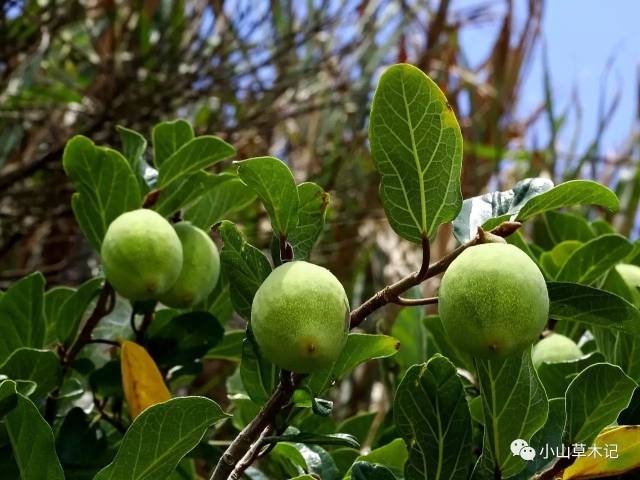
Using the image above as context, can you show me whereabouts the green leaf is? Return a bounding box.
[548,282,640,335]
[266,432,360,449]
[94,396,228,480]
[344,438,408,480]
[351,462,397,480]
[241,325,278,404]
[537,352,605,399]
[0,348,62,399]
[3,381,65,479]
[306,333,399,395]
[157,136,235,188]
[394,355,473,480]
[219,220,272,320]
[117,125,149,193]
[564,363,636,445]
[236,156,300,236]
[539,241,583,278]
[184,173,256,229]
[0,272,45,363]
[205,329,244,362]
[555,234,632,284]
[43,286,74,344]
[57,277,103,346]
[369,63,463,243]
[287,182,330,259]
[540,211,596,245]
[453,178,554,243]
[515,180,619,221]
[146,310,224,368]
[152,171,224,218]
[337,413,376,445]
[63,136,142,250]
[390,306,427,375]
[0,378,18,417]
[474,349,549,478]
[152,119,194,167]
[423,315,473,372]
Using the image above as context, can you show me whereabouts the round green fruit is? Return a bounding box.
[158,222,220,308]
[438,243,549,359]
[251,261,350,373]
[531,333,582,369]
[615,263,640,305]
[101,209,183,301]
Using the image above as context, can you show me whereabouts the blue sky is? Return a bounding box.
[459,0,639,154]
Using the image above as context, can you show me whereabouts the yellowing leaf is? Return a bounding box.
[121,340,171,418]
[564,426,640,479]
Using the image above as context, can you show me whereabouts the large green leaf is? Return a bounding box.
[219,220,272,320]
[94,396,227,480]
[183,173,256,229]
[555,234,632,284]
[344,438,408,480]
[391,305,428,375]
[351,462,397,480]
[515,180,619,221]
[240,325,278,404]
[152,119,194,167]
[0,348,62,400]
[538,211,596,245]
[157,136,235,188]
[117,125,149,193]
[394,355,473,480]
[56,277,103,346]
[474,350,548,479]
[369,63,463,243]
[0,272,45,363]
[306,333,399,395]
[63,135,142,250]
[43,286,75,344]
[536,352,605,399]
[453,178,553,243]
[548,282,640,335]
[564,363,636,445]
[152,171,223,217]
[236,156,300,237]
[287,182,329,259]
[3,380,65,479]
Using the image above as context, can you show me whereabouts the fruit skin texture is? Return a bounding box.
[251,261,350,373]
[531,333,582,369]
[615,263,640,305]
[158,222,220,308]
[438,243,549,359]
[101,209,182,301]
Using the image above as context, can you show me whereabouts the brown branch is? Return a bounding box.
[210,221,522,478]
[63,282,116,367]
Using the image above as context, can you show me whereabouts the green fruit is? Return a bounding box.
[615,263,640,305]
[158,222,220,308]
[439,243,549,359]
[251,261,350,373]
[101,209,182,301]
[531,333,582,369]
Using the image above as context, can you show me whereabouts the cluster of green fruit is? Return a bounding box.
[101,209,220,308]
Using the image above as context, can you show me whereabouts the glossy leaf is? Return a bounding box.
[474,349,548,478]
[287,182,330,259]
[394,355,473,480]
[63,135,142,250]
[540,241,583,278]
[117,125,149,193]
[515,180,619,221]
[94,396,227,480]
[563,426,640,479]
[236,156,300,236]
[344,438,408,480]
[56,276,103,346]
[369,63,463,243]
[306,333,399,395]
[157,136,235,188]
[564,363,636,445]
[548,282,640,335]
[351,462,397,480]
[3,380,65,479]
[0,272,45,363]
[219,220,272,320]
[121,340,171,418]
[537,352,605,399]
[184,173,256,229]
[0,348,62,399]
[152,171,223,217]
[152,119,194,167]
[556,234,632,284]
[453,177,553,243]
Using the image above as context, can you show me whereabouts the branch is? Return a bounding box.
[228,424,274,480]
[391,296,438,306]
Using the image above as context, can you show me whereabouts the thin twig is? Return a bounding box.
[86,338,120,348]
[229,424,274,480]
[391,296,438,306]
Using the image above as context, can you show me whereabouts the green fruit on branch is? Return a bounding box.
[251,261,350,373]
[158,222,220,308]
[531,333,583,369]
[101,209,183,301]
[438,243,549,359]
[615,263,640,305]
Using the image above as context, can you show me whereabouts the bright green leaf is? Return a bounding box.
[152,171,225,217]
[287,182,329,259]
[117,125,149,193]
[152,119,194,167]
